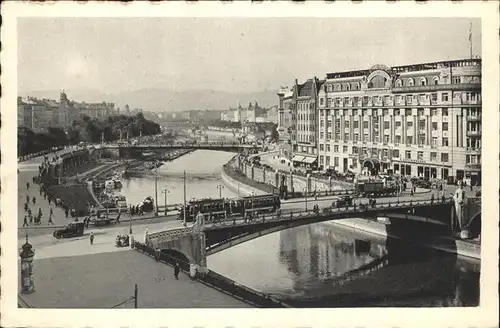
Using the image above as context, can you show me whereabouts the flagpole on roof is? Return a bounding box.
[469,21,473,59]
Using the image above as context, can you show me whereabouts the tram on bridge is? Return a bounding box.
[178,194,281,222]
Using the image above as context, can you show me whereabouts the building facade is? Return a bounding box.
[277,87,295,160]
[290,77,323,167]
[316,59,481,184]
[18,91,116,132]
[221,102,273,124]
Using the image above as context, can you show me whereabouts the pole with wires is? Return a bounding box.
[183,170,187,227]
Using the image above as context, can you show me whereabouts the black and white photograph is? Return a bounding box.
[1,2,498,328]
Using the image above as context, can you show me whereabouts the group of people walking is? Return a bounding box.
[22,177,80,228]
[22,182,55,227]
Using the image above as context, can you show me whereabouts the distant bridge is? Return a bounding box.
[144,197,455,273]
[102,141,259,154]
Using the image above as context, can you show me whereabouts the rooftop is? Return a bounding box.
[326,58,482,79]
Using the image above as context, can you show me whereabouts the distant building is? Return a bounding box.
[221,102,275,123]
[17,91,115,132]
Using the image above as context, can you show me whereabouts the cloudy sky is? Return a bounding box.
[18,18,481,94]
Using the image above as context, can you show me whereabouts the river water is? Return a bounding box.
[120,150,480,307]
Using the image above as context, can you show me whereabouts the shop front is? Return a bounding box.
[394,160,450,179]
[465,164,482,186]
[292,154,318,169]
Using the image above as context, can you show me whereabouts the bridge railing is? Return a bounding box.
[147,227,194,244]
[143,197,453,239]
[285,188,357,199]
[108,141,256,149]
[204,197,453,229]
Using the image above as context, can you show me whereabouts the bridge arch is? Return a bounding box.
[160,248,192,265]
[466,211,481,238]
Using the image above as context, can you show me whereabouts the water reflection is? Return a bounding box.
[210,221,480,307]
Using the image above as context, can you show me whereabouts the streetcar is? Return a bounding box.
[177,194,281,222]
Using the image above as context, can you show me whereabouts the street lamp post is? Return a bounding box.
[162,187,170,216]
[129,209,132,234]
[251,191,255,213]
[154,167,159,216]
[183,170,187,227]
[305,183,308,211]
[217,184,224,199]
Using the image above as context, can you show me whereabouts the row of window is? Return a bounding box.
[317,107,482,118]
[319,150,451,164]
[322,76,481,93]
[319,132,451,147]
[320,119,450,131]
[297,113,316,121]
[319,107,453,117]
[319,92,481,108]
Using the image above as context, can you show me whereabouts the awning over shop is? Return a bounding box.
[302,156,318,164]
[292,155,305,162]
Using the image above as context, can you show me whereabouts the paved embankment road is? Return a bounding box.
[21,250,250,308]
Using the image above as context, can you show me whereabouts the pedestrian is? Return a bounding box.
[431,193,435,205]
[90,232,95,245]
[48,212,54,225]
[50,207,54,216]
[413,186,416,194]
[26,182,30,190]
[470,184,473,192]
[24,202,29,213]
[23,216,29,227]
[48,197,52,205]
[38,208,43,220]
[32,197,36,206]
[44,192,47,200]
[39,187,42,196]
[410,189,414,197]
[26,195,30,204]
[29,213,33,224]
[441,194,446,203]
[65,208,69,218]
[174,262,180,280]
[116,212,121,224]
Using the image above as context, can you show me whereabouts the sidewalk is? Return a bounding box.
[22,250,250,308]
[19,219,186,260]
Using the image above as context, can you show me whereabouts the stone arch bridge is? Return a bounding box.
[144,198,460,273]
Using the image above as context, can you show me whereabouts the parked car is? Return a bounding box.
[53,222,85,239]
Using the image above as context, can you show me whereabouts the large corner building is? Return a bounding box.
[278,59,482,185]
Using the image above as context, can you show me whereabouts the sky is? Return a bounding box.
[18,18,481,95]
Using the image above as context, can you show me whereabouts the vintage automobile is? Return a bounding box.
[115,234,130,247]
[414,179,432,189]
[332,195,353,208]
[53,222,85,239]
